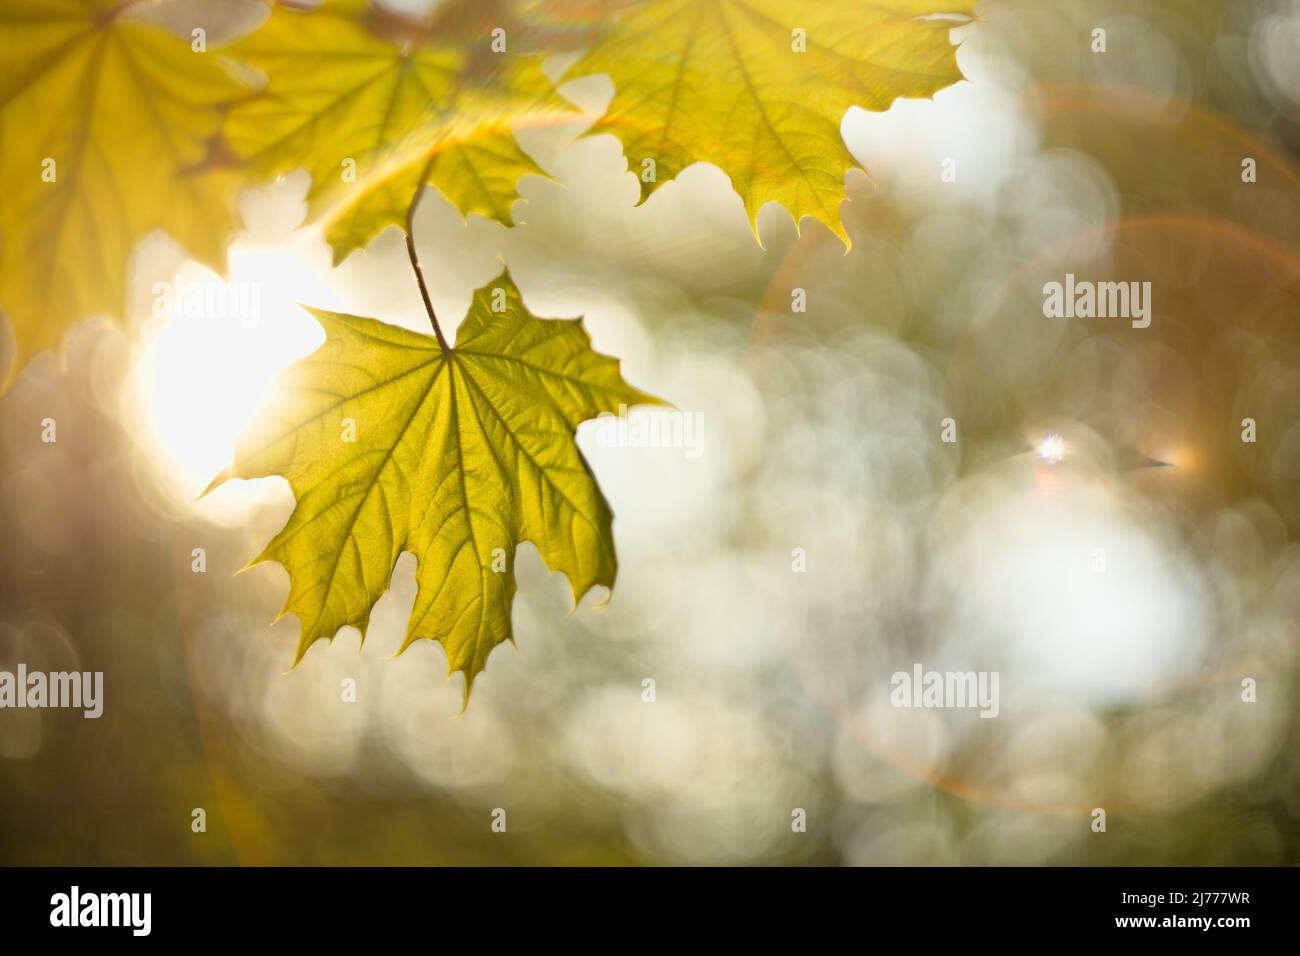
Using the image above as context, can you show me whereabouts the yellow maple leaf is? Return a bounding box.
[207,271,662,700]
[558,0,975,245]
[0,0,249,384]
[223,0,577,264]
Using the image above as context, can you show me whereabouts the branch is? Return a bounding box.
[405,157,451,352]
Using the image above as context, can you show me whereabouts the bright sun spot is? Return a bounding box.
[132,241,343,519]
[1039,432,1065,465]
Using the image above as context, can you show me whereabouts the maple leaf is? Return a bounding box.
[0,0,249,384]
[207,271,662,701]
[557,0,975,245]
[223,0,578,264]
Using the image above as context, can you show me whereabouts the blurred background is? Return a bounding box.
[2,0,1299,865]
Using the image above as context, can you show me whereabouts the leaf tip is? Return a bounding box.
[199,468,230,500]
[290,628,320,669]
[449,667,474,715]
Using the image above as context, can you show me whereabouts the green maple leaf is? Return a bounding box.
[223,0,577,264]
[558,0,976,245]
[0,0,249,385]
[208,271,662,701]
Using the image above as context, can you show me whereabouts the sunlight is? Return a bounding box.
[1038,432,1066,465]
[131,241,344,519]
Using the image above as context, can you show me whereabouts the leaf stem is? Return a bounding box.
[405,162,451,352]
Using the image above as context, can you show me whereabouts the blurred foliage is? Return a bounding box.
[2,0,1299,865]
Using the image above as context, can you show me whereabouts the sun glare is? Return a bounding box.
[131,242,343,517]
[1038,432,1066,465]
